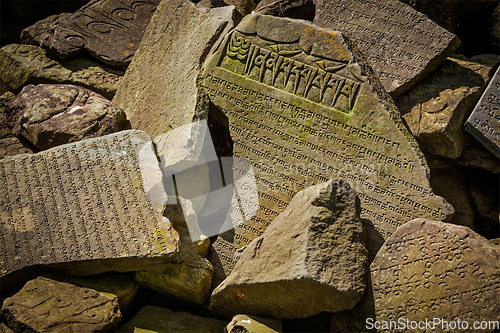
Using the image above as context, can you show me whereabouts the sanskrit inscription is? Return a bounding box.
[0,130,179,288]
[313,0,460,97]
[200,13,453,285]
[465,66,500,159]
[371,219,500,332]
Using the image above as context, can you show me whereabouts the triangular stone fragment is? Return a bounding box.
[0,130,179,289]
[198,13,454,285]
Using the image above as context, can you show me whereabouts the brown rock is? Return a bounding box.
[255,0,314,21]
[313,0,461,97]
[39,0,162,66]
[0,44,124,99]
[0,130,180,289]
[112,0,237,138]
[1,276,122,332]
[397,58,493,159]
[371,218,500,331]
[20,13,71,46]
[199,12,453,285]
[226,314,283,333]
[7,84,126,150]
[208,180,368,319]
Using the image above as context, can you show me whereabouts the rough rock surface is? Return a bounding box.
[1,276,122,332]
[209,180,368,319]
[118,305,227,333]
[0,130,179,289]
[20,13,71,46]
[226,314,283,333]
[255,0,315,21]
[42,272,138,313]
[312,0,461,97]
[489,3,500,47]
[7,84,126,150]
[38,0,162,66]
[397,58,493,159]
[200,12,453,285]
[112,0,237,138]
[0,44,124,99]
[371,218,500,330]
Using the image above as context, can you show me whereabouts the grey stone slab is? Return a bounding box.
[465,66,500,159]
[39,0,162,66]
[111,0,237,138]
[313,0,461,97]
[0,130,179,289]
[371,219,500,331]
[199,13,454,286]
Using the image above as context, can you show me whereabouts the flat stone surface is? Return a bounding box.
[465,66,500,159]
[0,130,179,288]
[209,180,368,319]
[1,276,122,332]
[8,84,126,150]
[39,0,161,66]
[0,44,124,99]
[371,218,500,331]
[313,0,461,97]
[20,13,71,46]
[199,13,453,285]
[118,305,227,333]
[397,58,493,159]
[112,0,236,138]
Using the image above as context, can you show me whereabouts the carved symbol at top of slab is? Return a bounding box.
[312,0,461,98]
[40,0,162,66]
[199,13,454,286]
[465,66,500,159]
[0,130,179,289]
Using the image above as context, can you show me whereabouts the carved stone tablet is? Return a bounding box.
[39,0,161,66]
[313,0,461,97]
[465,66,500,159]
[199,13,453,285]
[0,130,179,288]
[371,219,500,330]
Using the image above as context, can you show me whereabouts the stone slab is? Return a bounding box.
[465,66,500,159]
[112,0,237,138]
[199,13,454,286]
[1,276,122,332]
[39,0,161,66]
[0,130,179,289]
[371,219,500,330]
[313,0,461,97]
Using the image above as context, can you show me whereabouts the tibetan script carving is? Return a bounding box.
[313,0,461,97]
[465,66,500,159]
[0,130,179,288]
[199,13,454,286]
[371,219,500,332]
[39,0,161,66]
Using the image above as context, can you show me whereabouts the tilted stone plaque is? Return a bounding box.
[371,219,500,331]
[39,0,161,66]
[465,66,500,159]
[199,13,453,285]
[0,130,179,288]
[313,0,461,97]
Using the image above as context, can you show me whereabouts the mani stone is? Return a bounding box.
[20,13,72,46]
[371,218,500,329]
[0,44,124,99]
[313,0,461,97]
[118,305,227,333]
[199,13,453,285]
[38,0,162,66]
[465,66,500,159]
[397,57,494,159]
[1,276,122,332]
[0,130,179,289]
[225,314,283,333]
[112,0,237,138]
[208,180,368,319]
[7,84,126,150]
